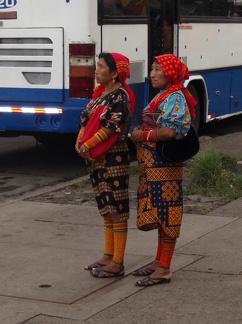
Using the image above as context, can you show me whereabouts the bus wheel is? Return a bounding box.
[187,83,200,134]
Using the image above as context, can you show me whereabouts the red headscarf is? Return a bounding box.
[149,54,196,119]
[92,52,135,112]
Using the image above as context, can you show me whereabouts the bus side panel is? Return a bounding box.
[179,22,242,120]
[101,25,148,73]
[0,110,79,134]
[0,0,99,136]
[200,70,231,118]
[0,88,63,103]
[0,28,64,103]
[193,69,242,119]
[230,69,242,114]
[179,23,242,71]
[0,96,89,134]
[130,83,149,128]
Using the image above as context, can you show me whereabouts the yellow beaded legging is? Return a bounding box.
[104,220,128,264]
[104,220,114,256]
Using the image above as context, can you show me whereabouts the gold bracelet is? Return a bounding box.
[147,130,153,141]
[81,146,89,153]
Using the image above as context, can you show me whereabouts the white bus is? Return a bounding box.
[0,0,241,142]
[178,0,242,131]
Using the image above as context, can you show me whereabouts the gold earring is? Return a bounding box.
[112,78,115,84]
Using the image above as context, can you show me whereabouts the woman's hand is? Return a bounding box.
[130,126,177,143]
[130,128,143,143]
[75,139,82,155]
[75,142,95,162]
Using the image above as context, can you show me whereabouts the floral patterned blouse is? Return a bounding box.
[142,90,191,138]
[80,88,129,133]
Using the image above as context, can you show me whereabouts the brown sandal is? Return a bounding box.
[132,267,155,276]
[135,276,171,287]
[91,266,125,278]
[84,262,106,271]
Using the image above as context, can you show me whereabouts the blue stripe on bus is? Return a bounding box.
[0,83,147,134]
[0,87,64,103]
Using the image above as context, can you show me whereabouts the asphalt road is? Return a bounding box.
[0,114,242,203]
[198,113,242,136]
[0,135,85,203]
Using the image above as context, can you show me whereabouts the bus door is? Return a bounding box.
[149,0,174,58]
[97,0,150,127]
[148,0,176,99]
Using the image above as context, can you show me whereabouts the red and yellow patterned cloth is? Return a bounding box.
[155,54,189,84]
[92,52,135,112]
[111,52,130,82]
[148,54,197,120]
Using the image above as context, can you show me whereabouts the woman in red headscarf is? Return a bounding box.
[75,52,135,278]
[131,54,197,287]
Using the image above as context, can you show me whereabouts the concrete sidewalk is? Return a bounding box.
[0,195,241,323]
[0,132,242,324]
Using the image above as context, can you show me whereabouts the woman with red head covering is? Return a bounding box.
[75,52,135,278]
[131,54,197,287]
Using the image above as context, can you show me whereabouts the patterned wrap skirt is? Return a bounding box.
[136,141,184,238]
[86,142,130,221]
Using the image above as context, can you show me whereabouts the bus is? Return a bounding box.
[0,0,242,143]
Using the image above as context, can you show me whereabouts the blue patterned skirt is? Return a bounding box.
[86,142,130,221]
[136,141,183,238]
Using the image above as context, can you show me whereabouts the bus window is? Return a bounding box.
[180,0,242,18]
[102,0,148,17]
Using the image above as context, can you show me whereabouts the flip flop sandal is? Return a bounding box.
[91,266,125,278]
[135,276,171,287]
[132,267,155,276]
[84,262,106,270]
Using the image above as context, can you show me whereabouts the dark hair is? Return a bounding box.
[98,52,119,81]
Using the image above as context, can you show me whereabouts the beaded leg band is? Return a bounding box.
[104,220,114,256]
[112,222,128,264]
[158,232,176,268]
